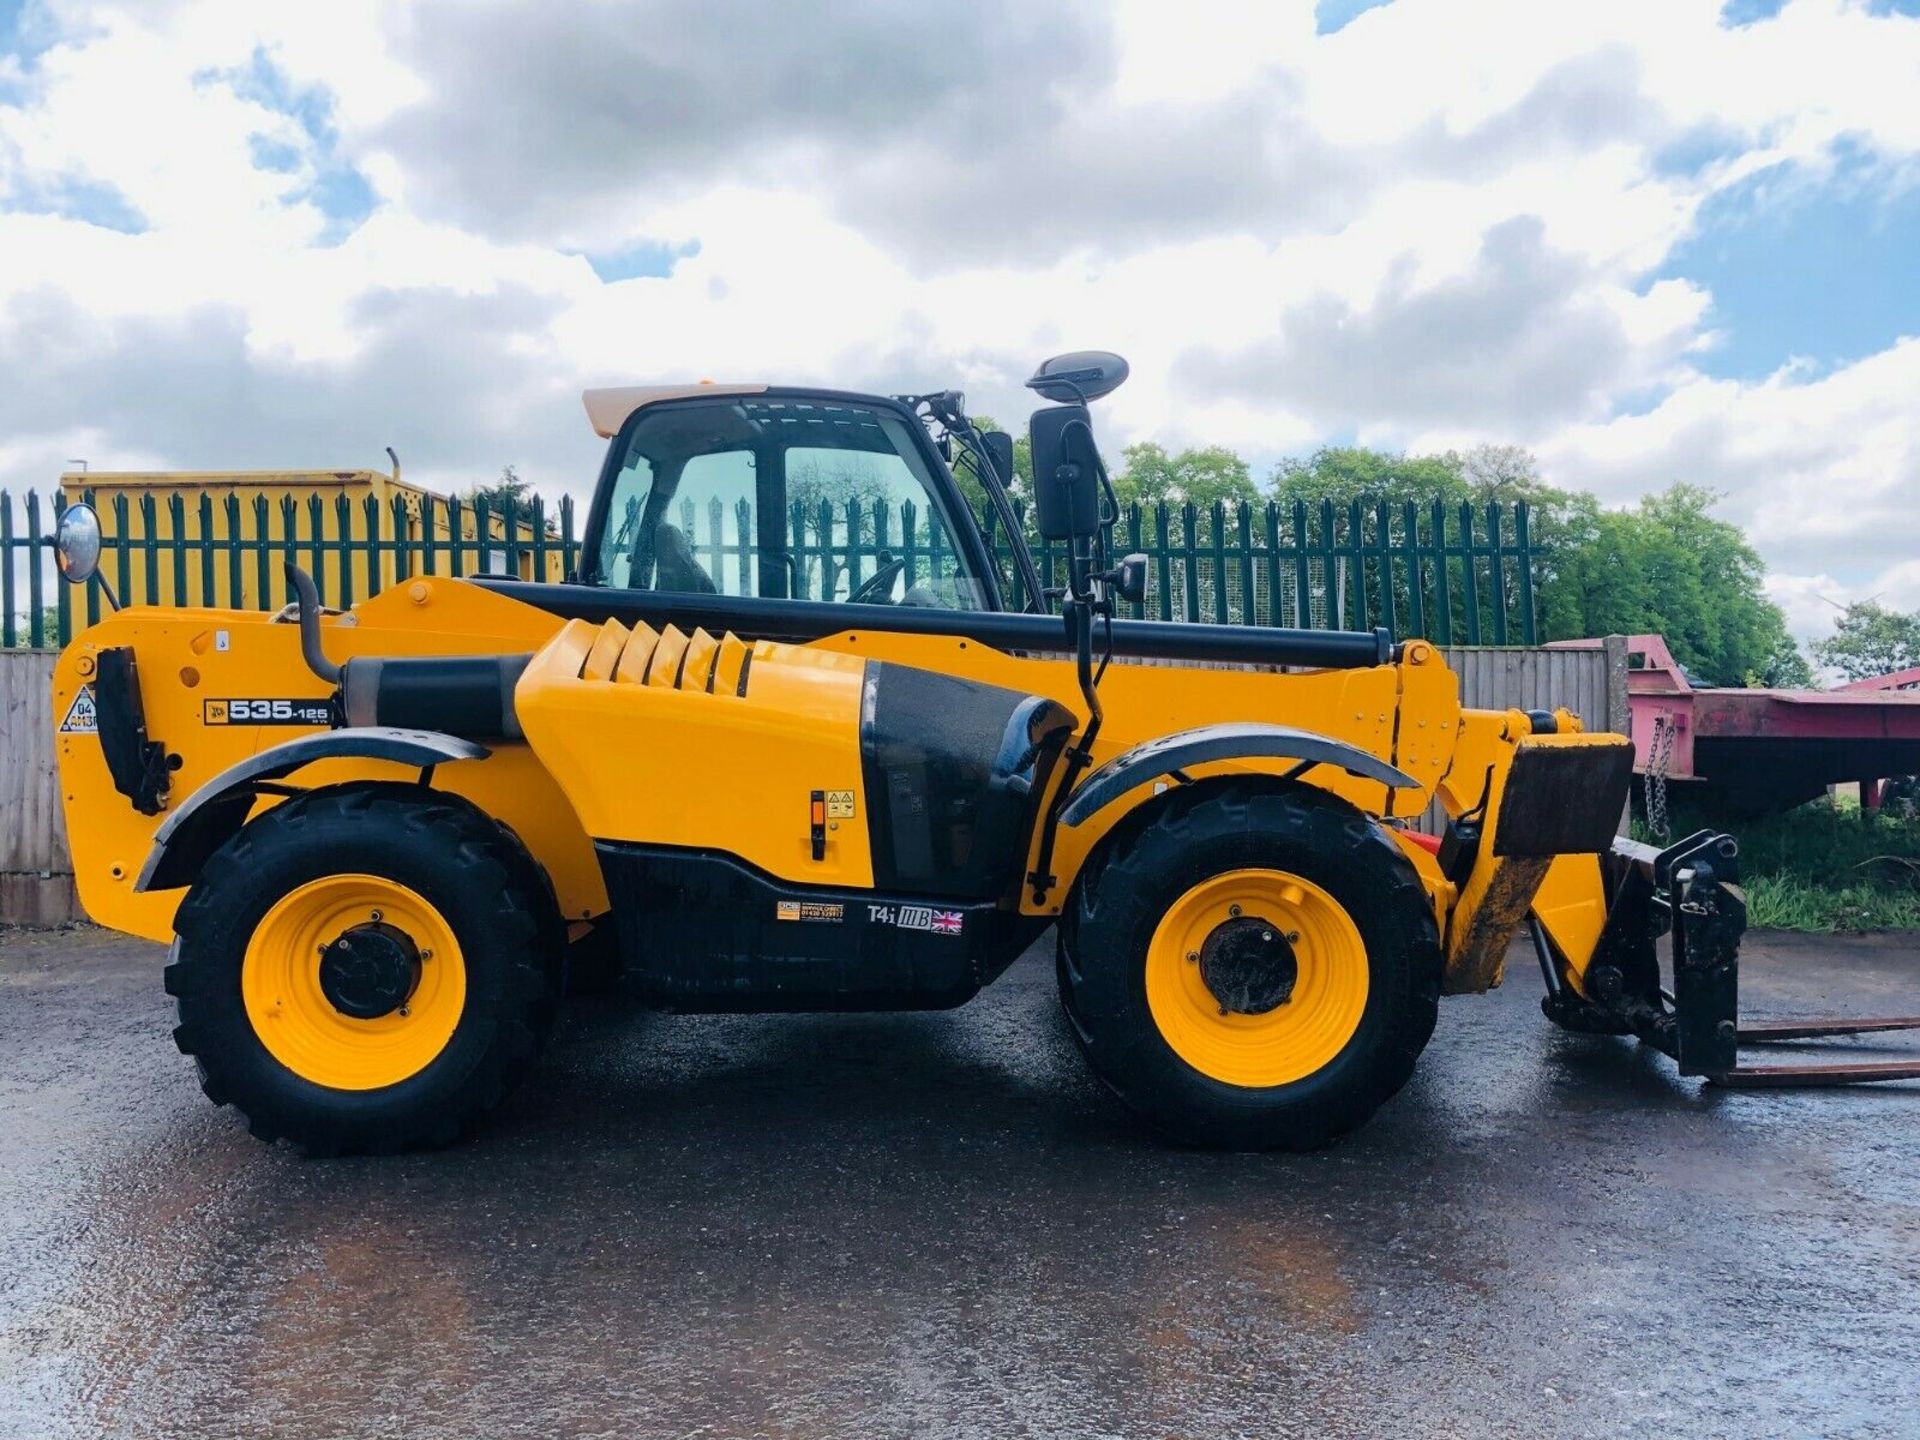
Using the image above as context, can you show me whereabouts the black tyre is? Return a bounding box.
[165,783,563,1155]
[1064,782,1441,1151]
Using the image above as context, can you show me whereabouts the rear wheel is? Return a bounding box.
[166,784,562,1155]
[1064,783,1441,1150]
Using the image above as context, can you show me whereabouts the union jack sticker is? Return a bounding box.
[868,904,965,936]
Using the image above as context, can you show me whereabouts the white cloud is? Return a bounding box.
[0,0,1916,633]
[1537,338,1920,573]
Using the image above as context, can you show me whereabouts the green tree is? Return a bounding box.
[1395,444,1588,644]
[1549,483,1807,687]
[1764,634,1817,690]
[1107,443,1260,622]
[1270,446,1469,508]
[8,606,61,648]
[463,463,560,539]
[1115,442,1258,510]
[464,464,535,515]
[1269,446,1477,632]
[1813,601,1920,681]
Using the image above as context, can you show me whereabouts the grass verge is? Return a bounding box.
[1651,800,1920,932]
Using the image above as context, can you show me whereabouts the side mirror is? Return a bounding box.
[981,429,1016,487]
[1112,553,1147,606]
[1025,350,1130,404]
[1028,404,1102,541]
[52,502,102,584]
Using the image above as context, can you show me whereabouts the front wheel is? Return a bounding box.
[165,784,563,1155]
[1063,783,1441,1150]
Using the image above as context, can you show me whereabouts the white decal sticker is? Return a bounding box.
[867,903,964,936]
[59,686,99,734]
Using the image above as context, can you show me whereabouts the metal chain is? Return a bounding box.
[1646,714,1674,844]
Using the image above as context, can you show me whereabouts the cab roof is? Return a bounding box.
[581,384,769,439]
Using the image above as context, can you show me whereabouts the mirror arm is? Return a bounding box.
[1027,540,1106,908]
[953,417,1048,616]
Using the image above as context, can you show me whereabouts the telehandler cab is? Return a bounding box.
[47,353,1920,1155]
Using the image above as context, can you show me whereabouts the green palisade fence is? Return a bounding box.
[2,487,1537,648]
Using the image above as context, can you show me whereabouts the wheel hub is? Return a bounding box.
[317,922,421,1020]
[1198,915,1298,1016]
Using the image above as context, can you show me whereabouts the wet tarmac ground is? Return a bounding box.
[3,926,1919,1439]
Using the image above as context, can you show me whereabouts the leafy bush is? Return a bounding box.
[1676,800,1920,932]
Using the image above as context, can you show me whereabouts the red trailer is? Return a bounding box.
[1548,636,1920,817]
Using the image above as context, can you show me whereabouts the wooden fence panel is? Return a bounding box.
[1416,640,1626,835]
[1442,643,1616,733]
[1,650,78,924]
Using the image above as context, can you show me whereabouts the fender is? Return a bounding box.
[1059,721,1418,828]
[134,727,490,894]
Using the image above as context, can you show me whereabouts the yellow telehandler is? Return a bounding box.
[46,353,1920,1154]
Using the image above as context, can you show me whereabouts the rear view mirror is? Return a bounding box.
[981,429,1016,486]
[52,502,102,584]
[1028,404,1102,542]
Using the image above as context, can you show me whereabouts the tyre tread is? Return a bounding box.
[1063,780,1442,1150]
[169,782,562,1157]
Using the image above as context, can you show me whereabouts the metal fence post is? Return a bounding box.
[25,492,45,648]
[1515,501,1536,644]
[1,493,15,650]
[1458,502,1481,645]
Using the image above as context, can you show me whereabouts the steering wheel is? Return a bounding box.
[850,555,907,605]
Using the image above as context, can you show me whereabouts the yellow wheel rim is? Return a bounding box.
[1145,869,1369,1088]
[242,874,466,1091]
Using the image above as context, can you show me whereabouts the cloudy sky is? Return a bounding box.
[2,0,1916,642]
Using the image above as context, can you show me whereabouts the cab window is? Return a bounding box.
[593,399,988,609]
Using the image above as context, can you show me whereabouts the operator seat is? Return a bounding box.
[653,522,717,595]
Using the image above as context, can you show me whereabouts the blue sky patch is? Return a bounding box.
[223,47,335,147]
[309,168,377,244]
[580,239,701,283]
[1315,0,1394,36]
[210,47,378,242]
[1719,0,1787,25]
[1664,150,1920,380]
[1651,123,1747,181]
[1,0,40,51]
[0,0,56,88]
[247,134,302,174]
[9,173,145,233]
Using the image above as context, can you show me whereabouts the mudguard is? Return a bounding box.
[134,727,489,893]
[1059,721,1418,827]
